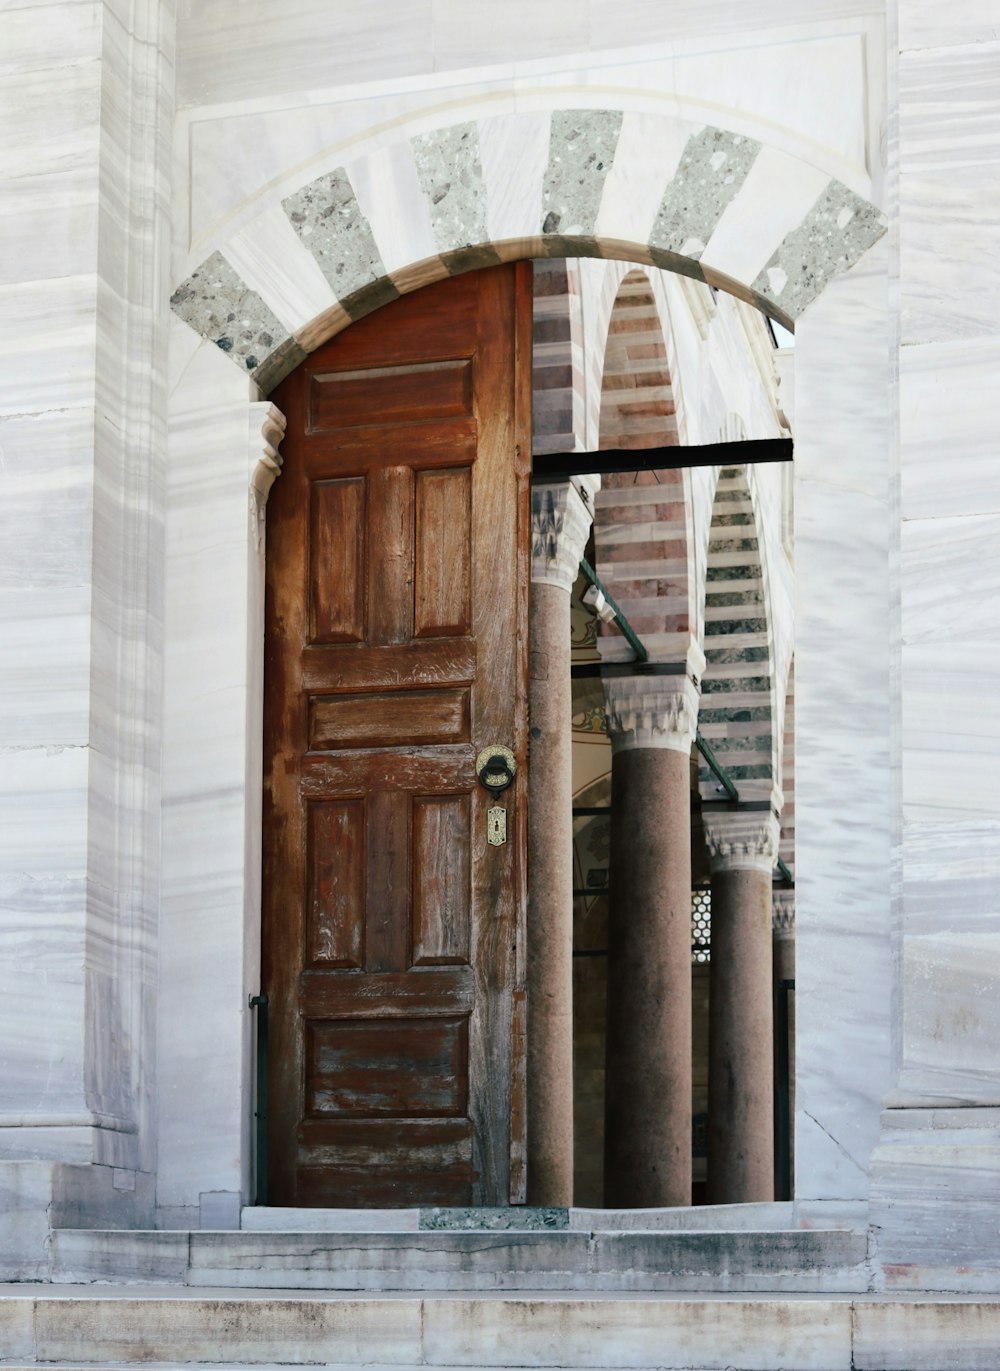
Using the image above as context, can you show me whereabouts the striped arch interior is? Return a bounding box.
[698,465,773,801]
[598,270,678,452]
[593,269,691,651]
[532,259,586,456]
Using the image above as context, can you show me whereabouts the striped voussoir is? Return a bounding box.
[170,110,886,387]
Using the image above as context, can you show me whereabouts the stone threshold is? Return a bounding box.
[45,1226,870,1294]
[1,1287,1000,1370]
[240,1199,864,1232]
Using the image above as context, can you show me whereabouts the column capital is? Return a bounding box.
[772,888,795,937]
[603,673,700,755]
[703,810,781,875]
[531,480,594,592]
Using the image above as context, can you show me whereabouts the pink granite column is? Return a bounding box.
[602,675,700,1208]
[703,811,780,1204]
[527,479,595,1205]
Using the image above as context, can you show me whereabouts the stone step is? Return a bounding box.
[241,1200,858,1232]
[48,1227,868,1292]
[1,1287,998,1369]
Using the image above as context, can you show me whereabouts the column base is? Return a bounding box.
[0,1161,153,1280]
[869,1106,1000,1291]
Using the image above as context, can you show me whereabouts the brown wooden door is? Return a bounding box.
[263,265,531,1207]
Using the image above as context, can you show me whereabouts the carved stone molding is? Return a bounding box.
[603,674,700,755]
[249,402,287,546]
[703,810,781,875]
[530,478,597,592]
[772,888,796,937]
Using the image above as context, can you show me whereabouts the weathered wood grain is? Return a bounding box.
[264,266,529,1207]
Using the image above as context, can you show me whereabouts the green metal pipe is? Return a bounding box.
[578,557,649,663]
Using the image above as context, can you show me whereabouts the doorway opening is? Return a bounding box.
[257,255,795,1210]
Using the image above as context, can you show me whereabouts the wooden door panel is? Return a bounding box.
[309,478,366,643]
[414,467,472,637]
[300,640,476,694]
[302,417,479,473]
[263,265,530,1207]
[300,748,475,795]
[306,800,365,969]
[298,968,476,1017]
[308,358,474,431]
[305,1016,469,1117]
[308,688,471,750]
[412,794,472,966]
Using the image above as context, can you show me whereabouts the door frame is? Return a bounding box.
[157,243,891,1223]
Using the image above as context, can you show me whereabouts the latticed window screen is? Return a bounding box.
[691,889,711,963]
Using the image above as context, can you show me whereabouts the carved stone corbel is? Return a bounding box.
[249,401,287,547]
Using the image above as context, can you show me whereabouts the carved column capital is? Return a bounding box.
[531,479,595,593]
[703,810,781,875]
[603,673,700,756]
[248,401,286,547]
[772,888,796,938]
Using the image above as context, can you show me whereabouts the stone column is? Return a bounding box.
[603,674,700,1208]
[527,478,595,1205]
[772,889,795,1199]
[703,810,780,1204]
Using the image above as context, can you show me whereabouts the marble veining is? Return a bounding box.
[224,204,339,337]
[792,249,892,1201]
[479,111,551,245]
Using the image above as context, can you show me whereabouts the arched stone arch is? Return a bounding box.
[598,268,680,452]
[169,109,886,389]
[592,269,697,668]
[697,463,776,805]
[532,259,587,455]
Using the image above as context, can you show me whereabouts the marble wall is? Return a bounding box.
[125,4,892,1224]
[0,0,174,1212]
[794,246,894,1203]
[867,2,1000,1284]
[18,0,1000,1287]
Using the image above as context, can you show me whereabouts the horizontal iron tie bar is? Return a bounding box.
[533,436,792,480]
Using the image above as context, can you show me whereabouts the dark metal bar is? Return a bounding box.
[775,856,795,887]
[534,436,793,480]
[573,888,610,897]
[775,977,794,1201]
[570,661,688,679]
[249,993,269,1206]
[572,806,611,817]
[578,558,649,663]
[695,730,740,803]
